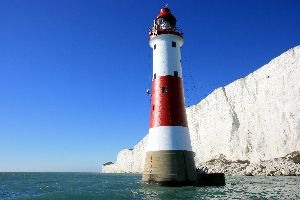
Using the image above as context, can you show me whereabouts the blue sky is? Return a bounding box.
[0,0,299,172]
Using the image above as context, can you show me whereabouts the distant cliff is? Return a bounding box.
[102,45,300,174]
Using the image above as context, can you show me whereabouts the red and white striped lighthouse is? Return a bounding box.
[142,7,197,186]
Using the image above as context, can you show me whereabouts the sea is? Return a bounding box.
[0,173,300,200]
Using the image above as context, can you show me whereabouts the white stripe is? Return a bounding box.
[150,34,183,78]
[146,126,193,151]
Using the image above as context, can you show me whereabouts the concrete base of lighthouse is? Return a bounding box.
[142,150,197,186]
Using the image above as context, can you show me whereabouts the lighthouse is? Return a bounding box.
[142,7,197,186]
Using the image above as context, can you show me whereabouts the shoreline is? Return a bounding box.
[102,151,300,176]
[198,151,300,176]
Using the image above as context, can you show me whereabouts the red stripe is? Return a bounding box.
[150,76,188,128]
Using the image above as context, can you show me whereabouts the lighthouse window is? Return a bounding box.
[162,86,168,93]
[153,73,156,79]
[154,44,156,50]
[172,41,176,47]
[174,71,178,77]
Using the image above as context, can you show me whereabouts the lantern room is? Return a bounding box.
[149,6,183,38]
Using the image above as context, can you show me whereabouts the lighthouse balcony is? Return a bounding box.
[149,26,183,38]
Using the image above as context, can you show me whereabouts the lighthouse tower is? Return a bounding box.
[142,7,197,186]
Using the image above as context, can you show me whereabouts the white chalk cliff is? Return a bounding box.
[102,45,300,173]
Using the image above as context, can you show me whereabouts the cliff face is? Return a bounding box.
[102,45,300,173]
[102,136,148,173]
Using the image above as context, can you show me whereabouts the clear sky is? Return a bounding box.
[0,0,299,172]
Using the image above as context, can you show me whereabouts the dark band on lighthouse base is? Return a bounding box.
[142,150,197,186]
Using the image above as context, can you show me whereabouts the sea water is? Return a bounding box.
[0,173,300,199]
